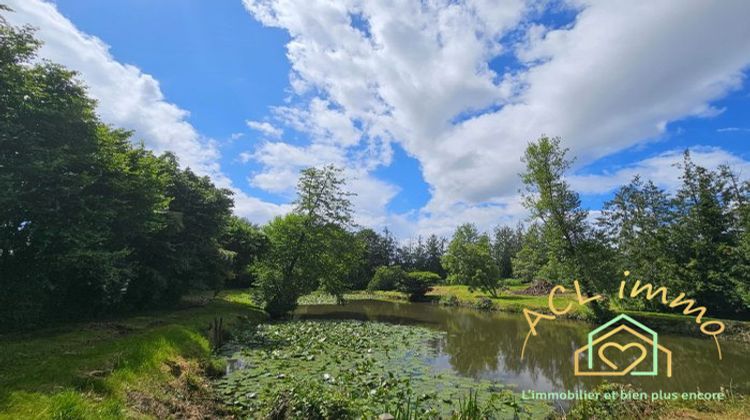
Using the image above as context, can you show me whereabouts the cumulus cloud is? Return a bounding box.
[570,147,750,195]
[246,120,283,138]
[6,0,287,223]
[243,0,750,236]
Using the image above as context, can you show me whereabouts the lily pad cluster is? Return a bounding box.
[213,320,550,418]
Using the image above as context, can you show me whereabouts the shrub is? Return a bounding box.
[202,357,228,379]
[567,383,662,419]
[367,265,407,291]
[440,294,460,307]
[253,265,300,318]
[397,271,438,301]
[474,297,494,311]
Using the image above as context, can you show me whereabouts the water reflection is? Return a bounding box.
[294,300,750,395]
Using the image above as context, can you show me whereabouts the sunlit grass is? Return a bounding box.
[0,290,265,419]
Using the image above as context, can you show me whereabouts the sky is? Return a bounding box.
[5,0,750,239]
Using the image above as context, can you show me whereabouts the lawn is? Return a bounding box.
[0,290,266,419]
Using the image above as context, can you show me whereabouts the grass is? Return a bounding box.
[0,290,266,419]
[561,382,750,419]
[429,284,593,319]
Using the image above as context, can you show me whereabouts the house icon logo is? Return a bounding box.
[574,314,672,377]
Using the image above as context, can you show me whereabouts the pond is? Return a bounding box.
[294,300,750,397]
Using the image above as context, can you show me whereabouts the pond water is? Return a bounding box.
[294,300,750,396]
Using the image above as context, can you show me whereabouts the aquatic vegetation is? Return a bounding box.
[214,320,549,418]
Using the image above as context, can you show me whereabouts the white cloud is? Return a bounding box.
[5,0,220,177]
[6,0,286,223]
[246,120,283,138]
[230,132,245,140]
[243,0,750,237]
[717,127,750,133]
[570,147,750,195]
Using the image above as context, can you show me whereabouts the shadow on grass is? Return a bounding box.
[0,295,266,413]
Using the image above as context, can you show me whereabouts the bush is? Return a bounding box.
[567,383,662,419]
[367,266,407,291]
[474,297,494,311]
[253,265,300,318]
[440,294,460,307]
[397,271,438,301]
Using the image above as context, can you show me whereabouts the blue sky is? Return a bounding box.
[7,0,750,238]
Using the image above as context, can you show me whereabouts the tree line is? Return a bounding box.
[3,18,748,330]
[1,20,267,329]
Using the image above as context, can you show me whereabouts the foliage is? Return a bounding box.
[397,271,439,301]
[566,383,662,420]
[440,294,461,307]
[253,165,359,316]
[397,234,447,278]
[511,224,556,282]
[0,21,252,328]
[351,228,399,289]
[442,224,502,297]
[266,379,356,420]
[215,320,547,418]
[596,153,750,317]
[520,136,616,318]
[220,216,268,288]
[491,225,524,279]
[368,265,408,291]
[474,297,495,311]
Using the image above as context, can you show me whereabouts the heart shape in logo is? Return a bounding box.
[597,341,648,374]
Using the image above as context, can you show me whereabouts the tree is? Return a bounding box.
[492,224,523,279]
[0,21,176,325]
[368,265,407,291]
[597,176,672,310]
[397,236,428,271]
[424,234,447,278]
[520,136,613,316]
[397,271,438,301]
[512,224,554,282]
[352,228,397,289]
[442,223,501,297]
[0,19,243,328]
[665,152,745,316]
[253,165,357,316]
[220,216,268,288]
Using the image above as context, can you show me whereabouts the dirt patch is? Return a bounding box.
[126,357,234,419]
[514,280,554,296]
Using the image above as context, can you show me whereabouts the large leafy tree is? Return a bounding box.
[0,21,170,324]
[253,165,358,316]
[0,19,238,328]
[511,224,553,282]
[520,136,614,316]
[220,216,268,288]
[442,223,501,297]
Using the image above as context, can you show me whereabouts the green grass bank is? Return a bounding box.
[0,291,266,419]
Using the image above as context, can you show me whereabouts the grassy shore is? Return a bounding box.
[0,291,266,419]
[323,284,750,341]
